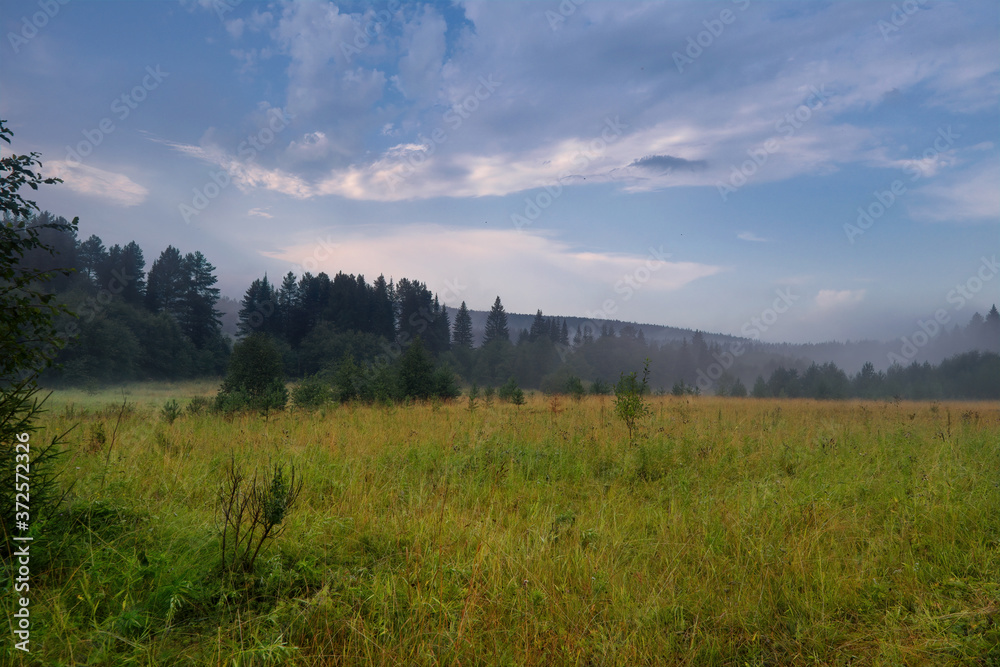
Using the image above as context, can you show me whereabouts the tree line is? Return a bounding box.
[14,213,228,384]
[15,211,1000,401]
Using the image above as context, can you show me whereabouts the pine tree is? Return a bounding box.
[118,241,146,306]
[399,336,435,400]
[483,296,509,344]
[528,309,546,342]
[180,251,222,348]
[395,278,450,354]
[145,246,186,316]
[452,301,474,349]
[559,319,569,346]
[432,297,451,353]
[76,234,106,284]
[371,275,396,340]
[238,275,277,337]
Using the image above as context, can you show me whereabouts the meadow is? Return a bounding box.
[3,383,999,666]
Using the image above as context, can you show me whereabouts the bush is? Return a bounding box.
[431,366,460,400]
[186,395,211,415]
[334,355,362,403]
[216,334,287,415]
[498,377,525,405]
[161,399,182,424]
[566,375,585,400]
[590,378,612,395]
[615,358,652,444]
[216,455,303,574]
[292,375,333,409]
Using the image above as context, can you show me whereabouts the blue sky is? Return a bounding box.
[2,0,997,343]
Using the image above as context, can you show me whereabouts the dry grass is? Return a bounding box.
[6,392,999,666]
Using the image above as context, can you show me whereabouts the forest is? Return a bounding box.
[15,213,1000,401]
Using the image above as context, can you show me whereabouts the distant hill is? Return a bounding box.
[449,307,996,374]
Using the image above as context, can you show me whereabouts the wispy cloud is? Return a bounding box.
[47,162,148,207]
[910,160,1000,223]
[737,231,768,242]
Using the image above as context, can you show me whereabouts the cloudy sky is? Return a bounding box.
[2,0,997,343]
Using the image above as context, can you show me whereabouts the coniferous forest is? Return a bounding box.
[19,214,1000,401]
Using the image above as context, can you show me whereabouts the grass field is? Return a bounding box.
[4,386,999,666]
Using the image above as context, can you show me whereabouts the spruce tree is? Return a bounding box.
[238,276,277,336]
[145,246,186,316]
[528,309,546,342]
[180,251,222,348]
[483,296,509,344]
[453,301,474,348]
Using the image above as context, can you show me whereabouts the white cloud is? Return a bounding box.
[47,161,148,207]
[248,208,273,218]
[391,5,447,100]
[166,1,996,207]
[261,225,722,316]
[737,231,768,242]
[225,18,244,39]
[815,289,866,311]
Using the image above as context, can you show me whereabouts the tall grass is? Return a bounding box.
[4,392,998,666]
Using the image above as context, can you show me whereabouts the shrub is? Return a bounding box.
[431,366,460,400]
[215,334,288,415]
[216,455,303,574]
[161,399,182,424]
[615,358,652,444]
[566,375,586,400]
[186,395,210,415]
[498,377,525,405]
[590,378,612,395]
[292,375,333,409]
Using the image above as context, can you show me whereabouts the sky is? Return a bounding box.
[2,0,998,344]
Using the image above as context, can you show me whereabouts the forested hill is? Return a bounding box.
[20,213,1000,399]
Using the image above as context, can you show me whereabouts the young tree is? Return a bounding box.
[614,358,651,444]
[483,296,509,344]
[398,336,435,400]
[452,300,474,349]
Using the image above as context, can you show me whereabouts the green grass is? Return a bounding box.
[37,380,222,413]
[4,393,999,666]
